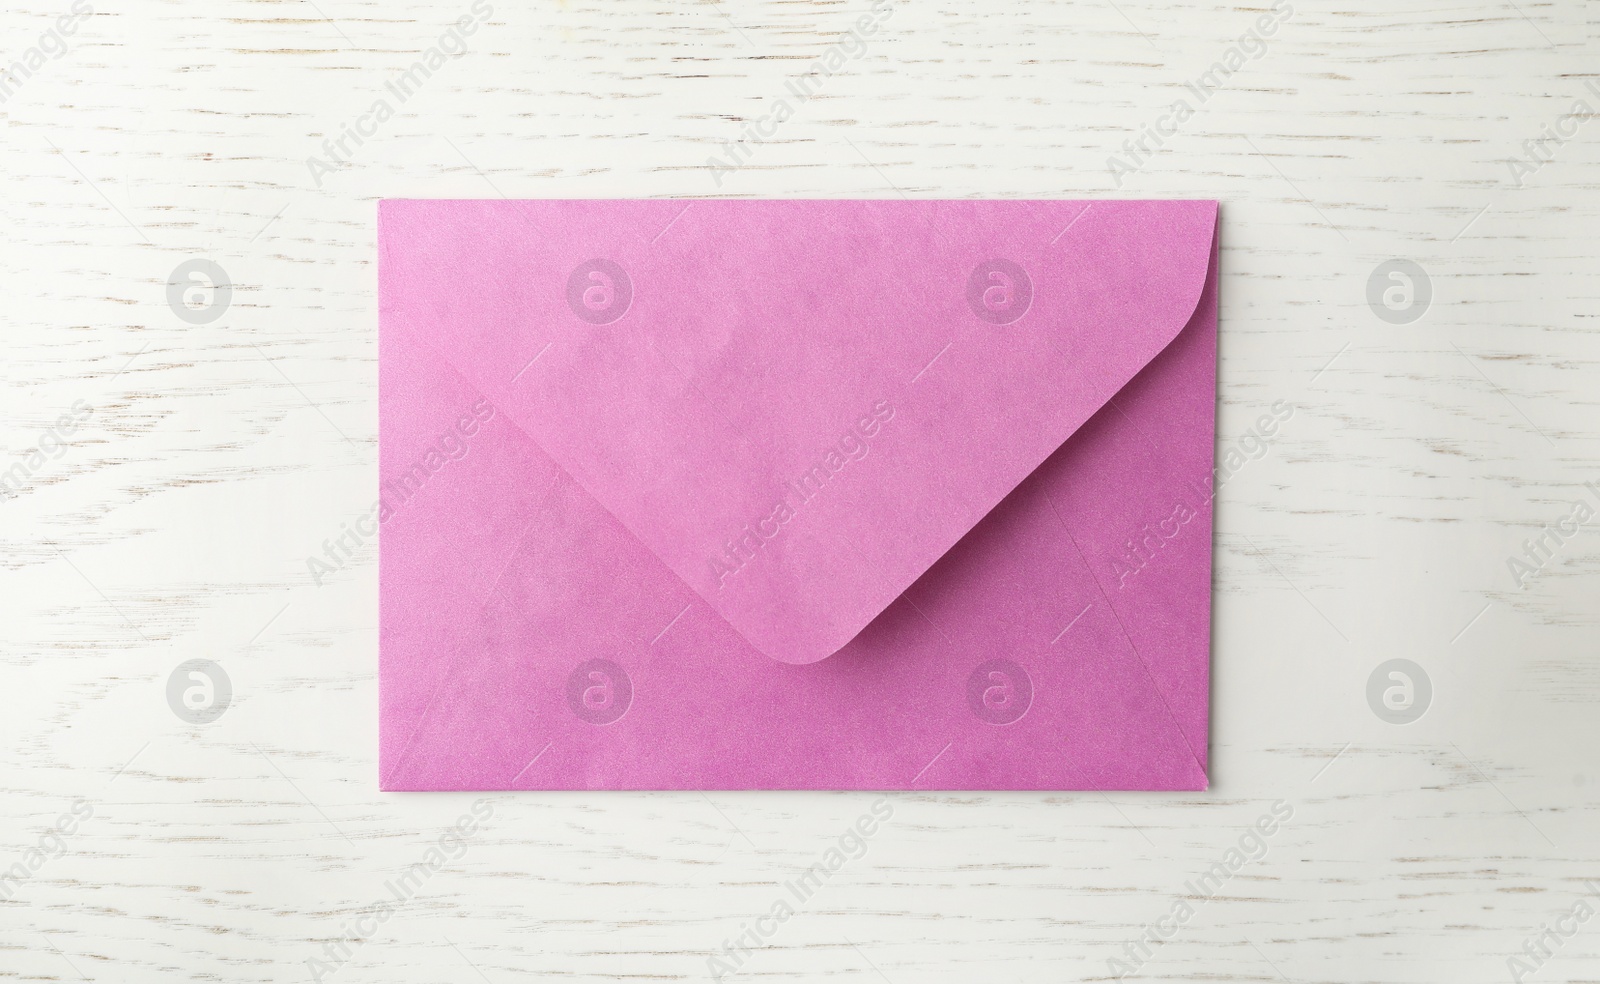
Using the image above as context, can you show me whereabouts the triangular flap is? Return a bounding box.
[380,199,1217,664]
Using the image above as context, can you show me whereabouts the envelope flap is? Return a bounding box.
[379,199,1217,664]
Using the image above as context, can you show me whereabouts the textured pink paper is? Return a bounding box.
[380,199,1216,790]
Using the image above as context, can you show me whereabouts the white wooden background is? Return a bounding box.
[3,0,1598,981]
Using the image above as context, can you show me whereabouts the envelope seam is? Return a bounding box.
[1045,493,1209,788]
[382,503,544,789]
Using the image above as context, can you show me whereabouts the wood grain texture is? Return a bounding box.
[3,0,1598,980]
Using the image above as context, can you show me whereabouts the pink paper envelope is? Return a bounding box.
[379,199,1217,790]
